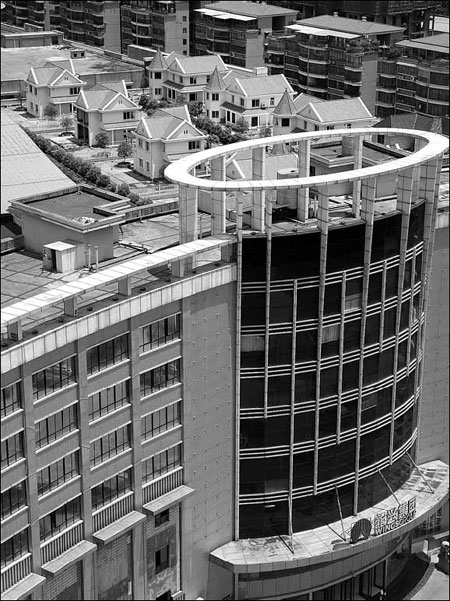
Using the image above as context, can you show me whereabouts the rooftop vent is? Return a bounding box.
[333,12,338,17]
[362,16,367,21]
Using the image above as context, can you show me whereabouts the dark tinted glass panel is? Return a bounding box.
[240,416,290,449]
[414,253,422,283]
[242,237,267,282]
[240,456,289,494]
[241,335,265,368]
[320,367,338,398]
[368,272,382,304]
[319,406,337,437]
[269,334,292,365]
[371,214,402,262]
[363,354,378,386]
[321,324,340,358]
[293,484,354,532]
[270,291,293,323]
[241,293,265,326]
[393,407,414,451]
[240,378,264,408]
[271,232,320,279]
[295,372,316,403]
[397,340,408,370]
[268,376,291,406]
[403,259,412,290]
[344,320,361,352]
[296,330,317,362]
[400,301,410,331]
[395,371,415,407]
[318,439,355,482]
[239,501,288,538]
[342,360,359,392]
[385,266,399,299]
[324,283,341,316]
[410,332,418,361]
[326,224,365,272]
[294,411,315,442]
[297,287,319,320]
[341,400,357,431]
[408,203,425,249]
[359,425,391,469]
[345,278,362,311]
[383,307,397,339]
[293,451,314,487]
[377,386,393,416]
[413,294,421,322]
[365,313,380,346]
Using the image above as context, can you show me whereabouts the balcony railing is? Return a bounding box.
[93,492,134,532]
[143,467,183,504]
[40,521,83,565]
[1,553,31,593]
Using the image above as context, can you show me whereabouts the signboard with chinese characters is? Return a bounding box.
[372,497,416,536]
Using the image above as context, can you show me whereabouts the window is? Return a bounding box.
[322,324,340,357]
[1,381,21,418]
[139,158,143,168]
[39,497,81,542]
[69,87,80,95]
[34,88,37,95]
[314,125,320,131]
[140,360,180,397]
[32,356,76,401]
[251,116,258,127]
[182,15,187,21]
[1,529,28,568]
[346,123,352,128]
[251,99,260,108]
[182,28,187,34]
[211,110,219,119]
[143,444,182,483]
[345,279,362,311]
[1,432,24,469]
[91,469,132,510]
[123,111,135,120]
[155,545,170,573]
[154,72,162,79]
[188,140,200,150]
[270,97,275,106]
[211,92,219,101]
[140,314,180,353]
[183,38,187,45]
[281,118,290,127]
[145,161,150,171]
[1,481,26,519]
[190,77,197,84]
[90,425,131,467]
[155,87,162,95]
[37,451,79,497]
[145,141,150,151]
[89,380,130,422]
[35,404,78,449]
[138,138,142,148]
[155,509,170,527]
[142,401,181,441]
[240,98,245,107]
[87,334,129,375]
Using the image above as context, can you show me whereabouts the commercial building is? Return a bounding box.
[1,123,448,600]
[0,24,63,49]
[193,1,298,68]
[265,15,404,114]
[375,33,449,119]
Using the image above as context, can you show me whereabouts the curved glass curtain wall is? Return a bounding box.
[239,203,426,538]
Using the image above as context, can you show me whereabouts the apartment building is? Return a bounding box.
[58,1,121,53]
[1,120,448,601]
[265,15,404,115]
[376,33,449,119]
[193,1,297,68]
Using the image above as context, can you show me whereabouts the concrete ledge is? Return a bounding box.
[41,540,96,576]
[143,485,195,515]
[92,511,145,545]
[2,573,46,600]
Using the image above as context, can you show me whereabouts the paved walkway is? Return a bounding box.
[411,565,449,600]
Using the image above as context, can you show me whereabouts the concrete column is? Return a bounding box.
[64,296,78,317]
[397,167,415,215]
[118,277,132,296]
[179,185,198,244]
[352,135,363,218]
[297,139,310,222]
[132,523,145,600]
[7,320,22,341]
[210,156,226,234]
[251,146,266,231]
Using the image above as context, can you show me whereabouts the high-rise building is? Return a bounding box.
[59,1,121,53]
[1,122,448,600]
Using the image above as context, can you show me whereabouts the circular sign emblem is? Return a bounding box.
[350,518,372,544]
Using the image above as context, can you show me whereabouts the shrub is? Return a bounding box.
[96,175,111,188]
[50,148,66,162]
[95,132,109,148]
[44,104,57,119]
[77,161,91,177]
[128,192,141,205]
[117,183,130,197]
[117,141,132,160]
[86,166,102,183]
[35,136,53,154]
[61,152,75,167]
[106,183,117,192]
[60,115,74,132]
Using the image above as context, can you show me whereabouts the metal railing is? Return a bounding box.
[1,553,31,593]
[143,467,183,504]
[93,492,134,532]
[40,521,83,566]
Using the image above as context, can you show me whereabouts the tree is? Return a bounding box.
[86,166,102,184]
[260,125,272,138]
[117,141,132,161]
[95,132,109,148]
[60,115,74,133]
[44,104,57,119]
[187,101,204,119]
[96,175,111,188]
[117,183,130,197]
[234,117,249,134]
[17,89,26,109]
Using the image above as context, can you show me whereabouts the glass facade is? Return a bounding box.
[239,207,425,537]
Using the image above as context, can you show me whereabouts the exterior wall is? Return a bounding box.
[360,55,379,115]
[134,140,164,180]
[418,220,449,464]
[103,3,122,53]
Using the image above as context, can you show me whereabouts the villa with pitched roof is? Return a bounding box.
[133,105,207,179]
[75,80,141,146]
[26,58,87,118]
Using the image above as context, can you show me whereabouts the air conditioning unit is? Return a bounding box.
[261,103,266,108]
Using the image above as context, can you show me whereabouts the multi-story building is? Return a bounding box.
[193,1,298,68]
[1,0,47,29]
[120,0,190,57]
[265,15,404,114]
[376,33,449,119]
[1,121,448,601]
[265,1,441,38]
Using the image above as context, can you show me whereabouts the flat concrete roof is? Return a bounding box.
[28,191,119,222]
[396,33,449,55]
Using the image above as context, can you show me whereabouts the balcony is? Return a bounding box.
[1,554,31,593]
[40,521,83,565]
[143,467,183,504]
[93,492,134,532]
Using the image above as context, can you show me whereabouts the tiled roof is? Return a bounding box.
[206,66,227,91]
[149,47,168,71]
[168,54,227,75]
[154,105,192,123]
[299,97,374,123]
[298,15,404,35]
[293,93,325,114]
[377,113,446,134]
[273,89,297,116]
[91,80,128,95]
[142,115,184,140]
[78,89,117,111]
[234,74,293,97]
[1,110,73,213]
[30,66,62,85]
[45,58,75,73]
[204,1,297,17]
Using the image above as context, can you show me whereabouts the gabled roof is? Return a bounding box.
[149,47,168,71]
[45,58,75,74]
[232,74,294,97]
[28,63,84,86]
[293,93,325,114]
[153,105,192,123]
[273,89,297,116]
[91,80,128,95]
[298,97,374,124]
[76,88,139,112]
[298,15,404,36]
[167,54,227,76]
[206,66,227,91]
[137,112,204,142]
[377,112,447,134]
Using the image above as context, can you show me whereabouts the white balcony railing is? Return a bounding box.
[93,492,134,532]
[40,520,83,566]
[1,553,31,593]
[143,467,183,504]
